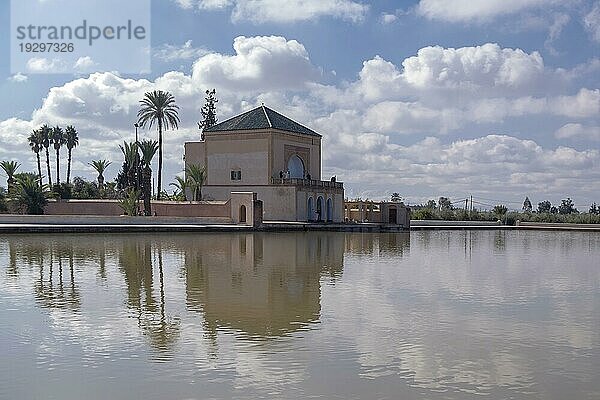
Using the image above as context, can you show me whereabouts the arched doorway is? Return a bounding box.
[240,205,247,223]
[388,206,397,224]
[287,155,305,178]
[326,198,333,222]
[316,196,324,222]
[307,197,314,221]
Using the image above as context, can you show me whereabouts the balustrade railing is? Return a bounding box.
[271,177,343,189]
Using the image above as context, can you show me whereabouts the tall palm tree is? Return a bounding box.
[118,141,140,190]
[28,129,44,186]
[137,90,180,200]
[50,126,65,186]
[89,160,111,189]
[40,125,53,188]
[0,160,21,193]
[64,126,79,185]
[185,163,206,201]
[138,139,159,215]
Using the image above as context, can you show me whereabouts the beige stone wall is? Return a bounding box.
[44,199,231,218]
[203,185,298,221]
[203,184,344,222]
[230,192,257,225]
[206,134,270,185]
[272,131,321,180]
[185,129,322,187]
[296,188,344,222]
[344,201,411,227]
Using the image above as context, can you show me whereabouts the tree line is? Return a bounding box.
[410,195,600,224]
[0,89,218,215]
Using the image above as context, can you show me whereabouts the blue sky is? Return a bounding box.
[0,0,599,208]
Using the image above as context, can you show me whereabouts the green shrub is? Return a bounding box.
[15,175,49,215]
[119,189,141,216]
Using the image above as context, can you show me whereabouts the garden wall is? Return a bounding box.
[44,199,232,218]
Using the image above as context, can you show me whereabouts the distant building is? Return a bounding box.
[184,105,344,222]
[344,200,410,228]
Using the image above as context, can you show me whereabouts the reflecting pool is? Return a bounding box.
[0,230,598,399]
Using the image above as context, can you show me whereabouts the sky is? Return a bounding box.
[0,0,599,209]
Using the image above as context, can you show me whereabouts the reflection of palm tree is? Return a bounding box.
[8,241,17,277]
[33,242,81,310]
[140,244,180,353]
[118,239,179,352]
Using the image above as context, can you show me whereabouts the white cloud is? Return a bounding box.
[173,0,368,23]
[8,73,28,83]
[198,0,233,9]
[555,123,600,141]
[73,56,97,71]
[154,40,209,62]
[401,43,544,89]
[192,35,320,91]
[324,133,600,202]
[416,0,561,23]
[380,13,397,24]
[232,0,368,23]
[583,2,600,42]
[26,57,66,73]
[544,13,570,55]
[1,38,599,205]
[550,88,600,118]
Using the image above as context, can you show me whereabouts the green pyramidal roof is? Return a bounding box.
[203,105,321,137]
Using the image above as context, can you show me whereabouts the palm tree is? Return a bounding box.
[64,126,79,185]
[0,160,21,193]
[89,160,111,189]
[50,126,65,186]
[28,129,44,186]
[170,176,188,201]
[137,90,180,200]
[185,163,206,201]
[40,125,53,188]
[138,139,159,215]
[118,141,140,190]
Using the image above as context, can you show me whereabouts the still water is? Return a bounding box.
[0,230,598,399]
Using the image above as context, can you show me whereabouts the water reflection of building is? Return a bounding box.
[344,232,410,257]
[185,232,345,338]
[5,232,410,350]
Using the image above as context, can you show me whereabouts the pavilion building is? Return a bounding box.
[184,105,344,222]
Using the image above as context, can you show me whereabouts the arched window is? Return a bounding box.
[316,196,324,222]
[326,198,333,222]
[240,205,247,223]
[287,155,305,179]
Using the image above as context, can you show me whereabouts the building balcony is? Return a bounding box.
[271,177,343,189]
